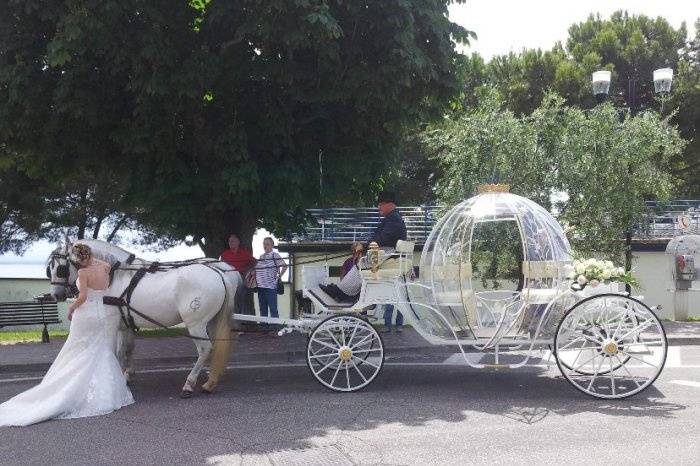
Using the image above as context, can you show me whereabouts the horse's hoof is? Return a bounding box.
[180,389,194,399]
[201,382,215,394]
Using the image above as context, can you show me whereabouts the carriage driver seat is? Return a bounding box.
[359,240,415,280]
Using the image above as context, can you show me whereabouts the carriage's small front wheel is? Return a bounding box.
[307,315,384,392]
[554,294,667,399]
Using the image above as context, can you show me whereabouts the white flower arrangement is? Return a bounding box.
[566,258,638,291]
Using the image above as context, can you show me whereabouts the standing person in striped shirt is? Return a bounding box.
[255,237,288,322]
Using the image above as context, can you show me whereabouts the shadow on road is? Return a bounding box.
[0,363,688,465]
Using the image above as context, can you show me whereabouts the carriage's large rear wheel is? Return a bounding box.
[554,294,667,399]
[307,315,384,392]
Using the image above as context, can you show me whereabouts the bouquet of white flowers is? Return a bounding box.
[566,258,639,291]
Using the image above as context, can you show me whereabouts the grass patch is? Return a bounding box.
[0,327,189,345]
[0,330,69,344]
[684,316,700,322]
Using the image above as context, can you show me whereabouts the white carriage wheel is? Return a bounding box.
[554,294,667,399]
[307,315,384,392]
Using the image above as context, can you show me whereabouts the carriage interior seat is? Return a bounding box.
[426,262,478,327]
[301,265,358,310]
[520,260,570,304]
[306,287,357,309]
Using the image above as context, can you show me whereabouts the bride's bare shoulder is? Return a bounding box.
[93,258,111,269]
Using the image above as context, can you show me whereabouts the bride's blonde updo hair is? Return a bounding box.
[71,243,92,265]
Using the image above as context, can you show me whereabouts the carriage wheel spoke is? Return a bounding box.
[340,320,347,346]
[571,352,600,373]
[316,356,341,376]
[348,320,361,346]
[611,308,629,340]
[586,356,606,391]
[614,355,643,389]
[570,330,603,346]
[329,361,343,387]
[617,320,655,341]
[609,357,616,396]
[625,339,665,347]
[558,335,585,352]
[325,329,343,348]
[351,332,374,350]
[353,355,380,369]
[617,349,660,369]
[350,360,368,383]
[309,352,337,360]
[345,363,351,390]
[313,339,340,352]
[352,348,383,354]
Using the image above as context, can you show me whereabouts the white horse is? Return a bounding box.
[46,238,239,398]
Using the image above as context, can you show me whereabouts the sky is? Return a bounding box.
[449,0,700,59]
[3,0,700,277]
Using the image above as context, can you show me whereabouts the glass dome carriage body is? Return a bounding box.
[409,192,574,347]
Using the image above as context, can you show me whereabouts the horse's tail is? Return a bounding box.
[202,270,237,392]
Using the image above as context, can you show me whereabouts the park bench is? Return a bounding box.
[0,295,61,343]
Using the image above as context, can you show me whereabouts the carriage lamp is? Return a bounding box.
[368,241,380,276]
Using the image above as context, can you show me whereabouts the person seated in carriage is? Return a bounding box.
[319,242,365,303]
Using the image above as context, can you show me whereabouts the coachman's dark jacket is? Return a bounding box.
[371,209,407,248]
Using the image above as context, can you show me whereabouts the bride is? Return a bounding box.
[0,243,133,426]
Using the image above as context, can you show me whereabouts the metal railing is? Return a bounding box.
[293,200,700,243]
[297,206,441,242]
[634,200,700,239]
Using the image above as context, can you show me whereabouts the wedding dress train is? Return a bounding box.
[0,287,133,426]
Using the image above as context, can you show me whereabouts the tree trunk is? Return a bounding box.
[76,189,89,240]
[200,209,257,258]
[106,214,129,242]
[92,207,106,239]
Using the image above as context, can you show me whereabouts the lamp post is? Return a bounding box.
[591,67,674,293]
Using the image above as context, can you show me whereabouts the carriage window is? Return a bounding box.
[470,220,523,292]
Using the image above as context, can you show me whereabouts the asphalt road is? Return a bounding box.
[1,347,699,466]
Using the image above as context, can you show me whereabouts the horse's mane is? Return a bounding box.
[73,239,137,266]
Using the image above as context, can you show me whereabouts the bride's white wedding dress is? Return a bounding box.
[0,285,133,427]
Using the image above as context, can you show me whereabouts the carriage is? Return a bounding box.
[235,188,667,399]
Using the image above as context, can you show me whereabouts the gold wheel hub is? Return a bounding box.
[339,347,353,362]
[603,340,619,355]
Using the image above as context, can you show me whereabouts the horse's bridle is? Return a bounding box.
[46,252,80,295]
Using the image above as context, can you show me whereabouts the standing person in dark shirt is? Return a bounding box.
[371,191,407,333]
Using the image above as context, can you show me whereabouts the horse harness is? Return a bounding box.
[103,256,159,333]
[103,258,233,341]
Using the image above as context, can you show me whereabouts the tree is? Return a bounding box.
[0,166,43,254]
[566,11,686,111]
[670,18,700,196]
[0,0,473,256]
[423,91,686,262]
[449,11,698,197]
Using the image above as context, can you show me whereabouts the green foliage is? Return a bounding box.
[450,11,699,196]
[566,11,686,110]
[0,0,473,255]
[670,18,700,196]
[423,91,686,261]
